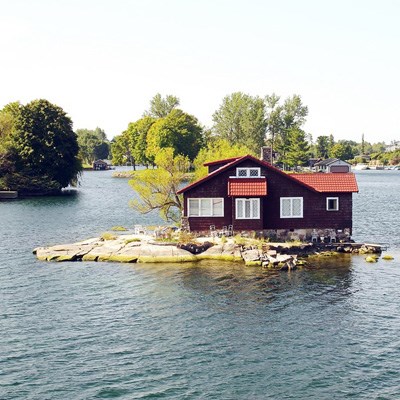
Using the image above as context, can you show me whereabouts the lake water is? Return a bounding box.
[1,169,400,399]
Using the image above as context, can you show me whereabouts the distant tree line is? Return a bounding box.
[1,93,397,198]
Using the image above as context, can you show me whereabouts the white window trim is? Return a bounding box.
[235,198,260,219]
[280,197,303,218]
[188,198,224,217]
[326,197,339,211]
[234,167,261,178]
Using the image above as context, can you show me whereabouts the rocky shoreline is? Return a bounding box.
[33,234,385,270]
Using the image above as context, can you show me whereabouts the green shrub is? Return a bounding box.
[111,226,128,231]
[101,232,117,241]
[124,238,141,244]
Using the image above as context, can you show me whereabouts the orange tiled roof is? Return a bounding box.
[292,173,359,193]
[228,178,267,196]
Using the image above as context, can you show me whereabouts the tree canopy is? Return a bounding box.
[212,92,266,154]
[144,93,180,118]
[76,127,110,165]
[192,139,253,181]
[0,99,81,193]
[146,109,203,162]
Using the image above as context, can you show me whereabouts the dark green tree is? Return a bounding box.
[76,127,110,165]
[315,135,331,158]
[5,99,81,192]
[283,128,310,169]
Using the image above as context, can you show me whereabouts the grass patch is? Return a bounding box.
[111,226,128,231]
[101,232,117,241]
[124,238,141,244]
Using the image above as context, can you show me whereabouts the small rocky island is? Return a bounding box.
[33,232,386,270]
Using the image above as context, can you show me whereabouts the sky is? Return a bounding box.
[1,0,399,144]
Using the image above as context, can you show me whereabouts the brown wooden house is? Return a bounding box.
[177,155,359,241]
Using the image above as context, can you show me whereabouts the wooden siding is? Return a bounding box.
[184,159,353,232]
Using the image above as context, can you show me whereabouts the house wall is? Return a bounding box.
[184,160,353,235]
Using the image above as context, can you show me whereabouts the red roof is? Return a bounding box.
[293,173,359,193]
[177,154,359,194]
[228,178,267,196]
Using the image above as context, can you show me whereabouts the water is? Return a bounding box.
[1,169,400,399]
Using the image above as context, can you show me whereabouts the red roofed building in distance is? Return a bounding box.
[177,154,359,241]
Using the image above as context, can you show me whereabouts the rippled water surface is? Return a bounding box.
[1,169,400,399]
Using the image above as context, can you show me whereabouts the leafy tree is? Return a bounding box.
[4,99,81,192]
[192,139,253,180]
[329,141,354,160]
[76,127,110,165]
[265,94,308,164]
[0,102,21,152]
[129,148,190,222]
[144,93,180,118]
[125,116,155,167]
[146,109,203,162]
[282,128,310,169]
[111,133,132,166]
[315,135,331,158]
[212,92,266,153]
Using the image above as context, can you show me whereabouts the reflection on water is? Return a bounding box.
[1,169,400,399]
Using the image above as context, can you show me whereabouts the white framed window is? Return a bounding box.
[326,197,339,211]
[236,167,260,178]
[188,198,224,217]
[235,198,260,219]
[280,197,303,218]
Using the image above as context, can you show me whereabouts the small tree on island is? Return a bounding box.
[129,148,190,223]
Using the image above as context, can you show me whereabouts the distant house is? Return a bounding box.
[93,160,109,170]
[177,154,359,241]
[314,158,351,173]
[386,141,400,152]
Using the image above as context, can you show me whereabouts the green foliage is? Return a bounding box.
[144,93,180,118]
[212,92,266,153]
[192,139,253,180]
[111,133,132,166]
[146,109,203,161]
[329,141,354,160]
[315,135,332,158]
[126,116,155,166]
[101,232,117,241]
[129,148,190,222]
[124,237,141,244]
[111,226,128,231]
[281,128,310,169]
[0,99,81,192]
[178,230,197,244]
[265,94,308,165]
[76,127,110,165]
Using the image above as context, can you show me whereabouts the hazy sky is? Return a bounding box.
[1,0,399,143]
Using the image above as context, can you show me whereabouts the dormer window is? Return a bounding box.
[236,167,260,178]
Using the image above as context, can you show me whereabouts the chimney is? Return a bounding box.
[260,146,272,163]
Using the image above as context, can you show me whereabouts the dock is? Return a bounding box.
[0,191,18,199]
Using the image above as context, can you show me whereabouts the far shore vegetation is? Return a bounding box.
[1,93,399,220]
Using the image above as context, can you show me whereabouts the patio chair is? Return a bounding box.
[134,224,146,235]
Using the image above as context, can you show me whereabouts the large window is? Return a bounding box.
[280,197,303,218]
[235,198,260,219]
[188,198,224,217]
[326,197,339,211]
[236,167,260,178]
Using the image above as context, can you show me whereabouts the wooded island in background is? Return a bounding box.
[0,93,398,200]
